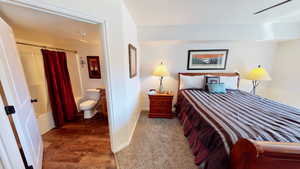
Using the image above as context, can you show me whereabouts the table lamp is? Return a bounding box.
[245,65,271,95]
[153,62,169,93]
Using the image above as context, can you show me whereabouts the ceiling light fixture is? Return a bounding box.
[254,0,292,15]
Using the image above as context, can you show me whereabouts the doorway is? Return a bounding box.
[0,2,115,169]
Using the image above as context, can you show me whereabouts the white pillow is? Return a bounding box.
[220,76,239,90]
[179,75,205,89]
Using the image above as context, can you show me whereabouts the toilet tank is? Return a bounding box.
[85,89,100,100]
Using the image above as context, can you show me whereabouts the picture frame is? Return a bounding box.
[87,56,101,79]
[128,44,137,78]
[206,76,220,84]
[187,49,229,70]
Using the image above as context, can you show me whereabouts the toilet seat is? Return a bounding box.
[80,100,97,110]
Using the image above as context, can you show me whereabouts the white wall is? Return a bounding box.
[140,41,277,110]
[78,43,105,90]
[54,41,105,94]
[4,0,142,153]
[268,39,300,109]
[112,3,142,150]
[138,23,300,42]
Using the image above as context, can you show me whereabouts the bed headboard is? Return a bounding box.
[178,72,240,91]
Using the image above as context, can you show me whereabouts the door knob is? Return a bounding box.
[31,99,38,103]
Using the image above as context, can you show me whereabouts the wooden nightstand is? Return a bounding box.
[148,93,174,118]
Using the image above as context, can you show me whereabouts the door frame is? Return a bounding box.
[0,0,116,153]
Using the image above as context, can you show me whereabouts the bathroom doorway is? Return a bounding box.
[0,2,108,131]
[0,2,115,168]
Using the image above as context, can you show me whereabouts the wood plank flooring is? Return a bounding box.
[42,114,116,169]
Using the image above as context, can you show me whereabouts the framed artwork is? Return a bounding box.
[206,76,220,84]
[187,49,229,70]
[87,56,101,79]
[128,44,137,78]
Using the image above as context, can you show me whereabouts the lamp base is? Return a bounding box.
[251,80,260,95]
[158,76,164,93]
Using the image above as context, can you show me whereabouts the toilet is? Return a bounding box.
[79,88,100,119]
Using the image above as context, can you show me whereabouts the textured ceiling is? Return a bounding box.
[123,0,300,25]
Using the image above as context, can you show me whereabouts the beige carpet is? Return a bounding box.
[115,111,199,169]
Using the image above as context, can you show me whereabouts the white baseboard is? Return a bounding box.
[112,141,129,153]
[37,112,55,135]
[142,107,149,111]
[112,109,141,153]
[128,110,141,145]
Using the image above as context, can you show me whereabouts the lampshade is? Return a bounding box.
[245,65,271,81]
[153,62,169,77]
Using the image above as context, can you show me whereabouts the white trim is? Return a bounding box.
[37,112,55,135]
[114,153,121,169]
[1,0,117,157]
[99,22,117,151]
[112,110,141,153]
[128,110,141,144]
[2,0,103,23]
[113,141,129,153]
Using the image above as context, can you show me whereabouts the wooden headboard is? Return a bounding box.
[178,72,240,90]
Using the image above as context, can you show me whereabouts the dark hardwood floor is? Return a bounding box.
[42,114,116,169]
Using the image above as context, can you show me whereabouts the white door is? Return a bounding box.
[0,95,24,169]
[0,18,43,169]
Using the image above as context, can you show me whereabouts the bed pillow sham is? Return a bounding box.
[220,76,239,90]
[179,75,205,89]
[207,83,227,94]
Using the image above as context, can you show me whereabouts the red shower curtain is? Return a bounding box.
[41,49,78,127]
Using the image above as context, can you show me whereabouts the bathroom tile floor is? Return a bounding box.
[42,113,116,169]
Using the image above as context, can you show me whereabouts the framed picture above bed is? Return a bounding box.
[187,49,229,70]
[87,56,101,79]
[128,44,137,78]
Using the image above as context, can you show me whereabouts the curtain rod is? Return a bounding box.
[16,42,78,53]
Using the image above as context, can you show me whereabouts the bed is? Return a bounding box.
[176,72,300,169]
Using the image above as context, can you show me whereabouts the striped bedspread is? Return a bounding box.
[176,89,300,169]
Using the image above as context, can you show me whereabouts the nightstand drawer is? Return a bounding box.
[150,100,172,107]
[149,96,173,102]
[150,106,172,113]
[148,93,174,118]
[149,112,173,118]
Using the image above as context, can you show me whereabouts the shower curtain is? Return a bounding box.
[41,49,78,127]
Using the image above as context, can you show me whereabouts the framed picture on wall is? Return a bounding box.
[128,44,137,78]
[87,56,101,79]
[187,49,229,70]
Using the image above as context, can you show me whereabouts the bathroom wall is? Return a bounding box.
[15,36,104,134]
[14,36,105,95]
[17,45,51,116]
[63,41,105,92]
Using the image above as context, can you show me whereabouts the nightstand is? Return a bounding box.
[148,93,174,118]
